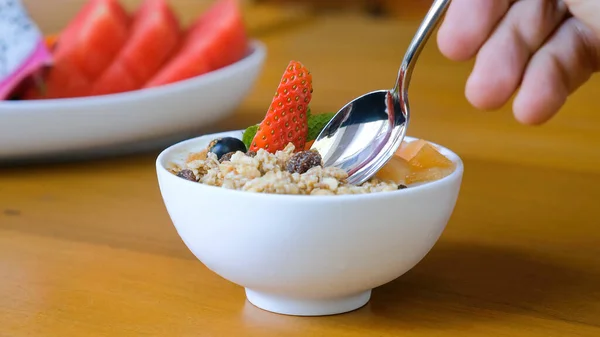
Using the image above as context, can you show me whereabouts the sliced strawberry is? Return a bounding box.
[250,61,312,153]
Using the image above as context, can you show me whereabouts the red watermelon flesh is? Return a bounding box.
[25,0,130,99]
[90,0,182,96]
[144,0,248,88]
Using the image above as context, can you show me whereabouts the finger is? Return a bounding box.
[437,0,513,61]
[563,0,600,38]
[513,17,600,125]
[465,0,569,110]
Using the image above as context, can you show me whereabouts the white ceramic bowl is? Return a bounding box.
[156,130,464,316]
[0,40,266,162]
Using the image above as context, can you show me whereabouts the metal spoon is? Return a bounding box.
[310,0,451,185]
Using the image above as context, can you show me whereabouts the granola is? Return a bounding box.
[171,143,400,195]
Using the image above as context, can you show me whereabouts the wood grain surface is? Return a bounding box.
[2,1,600,336]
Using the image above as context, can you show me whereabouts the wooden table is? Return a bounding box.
[2,2,600,336]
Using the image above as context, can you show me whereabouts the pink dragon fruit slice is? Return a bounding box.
[0,0,53,100]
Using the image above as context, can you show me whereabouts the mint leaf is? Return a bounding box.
[242,124,259,149]
[307,112,335,141]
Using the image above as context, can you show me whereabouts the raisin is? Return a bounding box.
[176,169,197,182]
[398,184,407,190]
[219,152,235,163]
[246,151,257,158]
[286,150,322,174]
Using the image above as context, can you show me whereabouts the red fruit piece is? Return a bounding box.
[27,62,89,98]
[57,0,130,79]
[90,0,182,96]
[144,0,248,88]
[250,61,312,153]
[25,0,130,99]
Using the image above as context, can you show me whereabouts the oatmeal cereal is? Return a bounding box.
[172,143,400,195]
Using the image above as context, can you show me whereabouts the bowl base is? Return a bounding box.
[245,289,371,316]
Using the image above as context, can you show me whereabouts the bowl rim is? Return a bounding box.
[0,39,266,110]
[156,130,465,202]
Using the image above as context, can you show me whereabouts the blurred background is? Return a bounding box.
[20,0,600,174]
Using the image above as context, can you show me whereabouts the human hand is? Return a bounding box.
[436,0,600,125]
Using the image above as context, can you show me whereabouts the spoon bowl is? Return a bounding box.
[311,0,451,185]
[311,89,405,185]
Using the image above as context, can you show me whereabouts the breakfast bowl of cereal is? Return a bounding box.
[155,61,464,316]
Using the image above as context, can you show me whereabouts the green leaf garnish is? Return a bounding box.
[307,112,335,141]
[242,124,259,149]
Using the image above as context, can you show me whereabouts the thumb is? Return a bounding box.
[563,0,600,38]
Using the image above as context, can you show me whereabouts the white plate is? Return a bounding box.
[0,40,266,164]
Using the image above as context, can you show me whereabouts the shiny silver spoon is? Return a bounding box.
[310,0,451,185]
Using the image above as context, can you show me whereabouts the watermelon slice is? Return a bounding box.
[90,0,182,96]
[26,0,131,99]
[144,0,248,88]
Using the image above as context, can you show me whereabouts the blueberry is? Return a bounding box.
[207,137,247,159]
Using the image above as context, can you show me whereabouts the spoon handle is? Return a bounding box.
[393,0,451,97]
